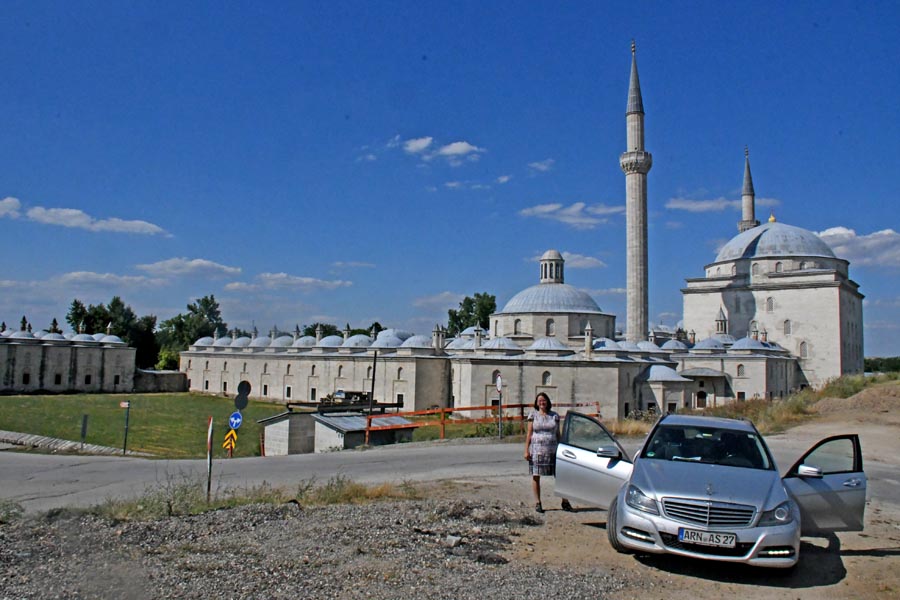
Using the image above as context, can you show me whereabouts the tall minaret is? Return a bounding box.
[738,146,759,232]
[619,41,652,343]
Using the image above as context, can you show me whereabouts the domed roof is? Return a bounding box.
[444,337,472,350]
[377,329,413,341]
[72,333,97,342]
[42,333,67,341]
[292,336,317,347]
[194,336,215,347]
[343,334,373,348]
[500,283,602,314]
[618,341,642,352]
[527,337,571,351]
[541,249,563,261]
[714,222,836,263]
[231,336,252,348]
[400,335,432,348]
[638,365,691,382]
[214,336,233,347]
[483,337,521,350]
[692,337,725,350]
[660,339,689,351]
[593,338,621,350]
[459,326,485,337]
[249,336,271,348]
[731,337,768,351]
[637,341,661,351]
[272,335,294,347]
[100,335,125,344]
[9,330,35,339]
[372,334,404,348]
[92,333,107,341]
[318,335,344,347]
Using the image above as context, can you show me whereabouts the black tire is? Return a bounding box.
[607,496,631,554]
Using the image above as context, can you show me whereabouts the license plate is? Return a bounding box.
[678,528,736,548]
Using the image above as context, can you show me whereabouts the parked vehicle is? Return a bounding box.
[554,413,866,568]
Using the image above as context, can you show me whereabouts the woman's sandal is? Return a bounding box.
[535,502,544,514]
[561,499,574,512]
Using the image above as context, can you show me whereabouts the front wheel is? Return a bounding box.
[607,496,631,554]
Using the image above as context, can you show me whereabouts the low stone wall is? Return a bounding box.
[133,369,187,393]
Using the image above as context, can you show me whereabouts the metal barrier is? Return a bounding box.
[364,401,602,445]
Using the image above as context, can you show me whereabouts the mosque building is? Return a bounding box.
[178,44,864,417]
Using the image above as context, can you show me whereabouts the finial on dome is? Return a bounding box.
[768,212,777,223]
[744,145,749,158]
[631,39,636,54]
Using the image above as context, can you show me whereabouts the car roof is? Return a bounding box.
[658,414,756,433]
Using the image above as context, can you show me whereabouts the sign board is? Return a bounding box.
[495,375,502,393]
[223,428,237,450]
[229,411,243,429]
[119,401,130,408]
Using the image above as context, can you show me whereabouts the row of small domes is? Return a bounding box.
[0,329,125,344]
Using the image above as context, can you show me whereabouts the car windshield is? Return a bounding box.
[641,425,772,470]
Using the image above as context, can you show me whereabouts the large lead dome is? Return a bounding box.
[500,284,602,314]
[715,221,835,263]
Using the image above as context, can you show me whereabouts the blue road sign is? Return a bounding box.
[229,411,243,429]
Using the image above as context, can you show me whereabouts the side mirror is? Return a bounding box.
[597,446,622,459]
[797,464,823,478]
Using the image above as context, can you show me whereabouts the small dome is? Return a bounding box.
[271,335,294,347]
[715,222,836,263]
[377,329,414,341]
[249,336,271,348]
[318,335,344,347]
[231,336,252,348]
[541,249,564,261]
[372,334,403,348]
[401,335,432,348]
[343,334,373,348]
[527,337,571,351]
[194,336,215,347]
[660,339,689,351]
[72,333,97,342]
[638,365,691,382]
[460,326,485,337]
[63,332,76,339]
[92,333,106,341]
[731,337,768,351]
[9,330,35,339]
[712,333,737,345]
[444,337,472,350]
[101,335,125,344]
[292,336,317,347]
[692,337,725,350]
[637,341,661,351]
[500,283,602,314]
[214,336,233,347]
[483,337,521,350]
[618,341,642,352]
[593,338,621,350]
[42,333,67,341]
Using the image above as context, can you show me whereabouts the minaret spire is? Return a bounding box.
[738,146,759,232]
[620,41,652,343]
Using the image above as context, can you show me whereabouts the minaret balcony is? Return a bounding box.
[619,151,653,174]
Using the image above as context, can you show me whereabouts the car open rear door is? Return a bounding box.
[554,412,633,507]
[782,434,866,535]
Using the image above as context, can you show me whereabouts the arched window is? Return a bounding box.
[737,364,745,377]
[542,371,552,385]
[263,363,268,374]
[514,319,522,335]
[731,264,737,276]
[243,362,247,372]
[223,361,228,371]
[338,365,343,377]
[766,297,775,312]
[367,366,373,378]
[800,261,808,270]
[493,320,499,336]
[799,341,808,358]
[546,319,555,336]
[775,261,783,273]
[783,320,792,335]
[311,364,316,376]
[205,361,209,370]
[286,364,291,375]
[397,367,403,380]
[752,263,760,276]
[492,370,501,384]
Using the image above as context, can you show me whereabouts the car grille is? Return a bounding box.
[662,498,756,527]
[659,533,754,557]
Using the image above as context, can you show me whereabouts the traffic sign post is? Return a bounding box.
[496,375,503,439]
[229,411,243,430]
[121,401,131,455]
[223,428,237,457]
[206,416,214,502]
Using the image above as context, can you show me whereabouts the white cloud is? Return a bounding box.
[403,137,433,154]
[586,203,625,216]
[255,272,352,291]
[0,197,21,218]
[519,202,614,230]
[413,291,464,309]
[55,271,166,288]
[666,196,780,213]
[386,135,401,148]
[357,153,377,162]
[497,175,511,184]
[224,282,258,292]
[444,181,463,189]
[22,204,169,236]
[437,141,483,156]
[562,252,607,268]
[136,257,241,277]
[528,159,555,172]
[582,287,627,296]
[817,227,900,267]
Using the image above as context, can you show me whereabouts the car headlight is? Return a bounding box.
[625,484,659,515]
[758,501,793,526]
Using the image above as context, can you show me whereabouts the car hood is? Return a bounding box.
[632,459,784,507]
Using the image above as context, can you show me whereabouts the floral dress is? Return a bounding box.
[528,410,561,476]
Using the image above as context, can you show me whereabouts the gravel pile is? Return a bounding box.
[814,381,900,414]
[0,498,634,599]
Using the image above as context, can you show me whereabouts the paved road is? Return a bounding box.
[2,428,897,514]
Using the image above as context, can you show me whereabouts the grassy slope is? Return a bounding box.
[0,393,284,458]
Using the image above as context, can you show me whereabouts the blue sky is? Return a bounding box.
[1,1,898,356]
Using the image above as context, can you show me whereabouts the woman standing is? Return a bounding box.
[524,392,573,513]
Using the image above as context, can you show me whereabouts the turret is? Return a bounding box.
[738,147,760,232]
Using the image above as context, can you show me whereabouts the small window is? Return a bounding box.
[766,297,775,312]
[737,364,746,377]
[542,371,552,385]
[800,341,809,358]
[338,365,343,377]
[263,384,268,396]
[114,375,120,385]
[667,402,677,414]
[397,393,405,405]
[310,387,317,401]
[285,386,292,398]
[367,366,373,378]
[494,320,499,336]
[546,319,555,336]
[514,319,522,335]
[800,261,808,270]
[223,381,228,392]
[224,361,228,371]
[752,263,760,275]
[84,374,92,385]
[205,361,209,370]
[397,367,403,380]
[716,267,721,275]
[775,261,783,273]
[731,264,736,276]
[311,365,316,376]
[243,362,247,372]
[698,381,705,388]
[54,374,62,385]
[22,373,30,385]
[286,364,291,375]
[784,320,792,335]
[188,359,192,369]
[492,370,501,384]
[737,392,745,401]
[263,363,268,374]
[204,380,209,390]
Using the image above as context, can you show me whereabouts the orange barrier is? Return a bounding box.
[364,401,601,445]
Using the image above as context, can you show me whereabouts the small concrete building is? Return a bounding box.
[312,412,414,453]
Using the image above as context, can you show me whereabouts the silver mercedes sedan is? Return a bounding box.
[554,413,866,568]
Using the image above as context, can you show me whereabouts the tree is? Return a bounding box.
[156,295,229,369]
[302,323,340,337]
[447,292,496,336]
[65,296,159,367]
